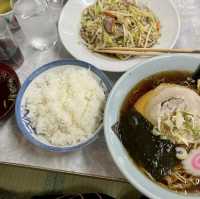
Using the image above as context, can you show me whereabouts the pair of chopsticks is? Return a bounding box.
[94,47,200,56]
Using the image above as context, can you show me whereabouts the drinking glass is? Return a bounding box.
[12,0,62,51]
[0,0,19,30]
[0,17,24,68]
[173,0,200,48]
[47,0,64,22]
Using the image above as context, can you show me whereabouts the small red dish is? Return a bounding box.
[0,63,20,121]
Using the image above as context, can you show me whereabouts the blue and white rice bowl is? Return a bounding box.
[15,59,112,152]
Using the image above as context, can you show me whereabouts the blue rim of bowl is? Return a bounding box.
[15,59,112,152]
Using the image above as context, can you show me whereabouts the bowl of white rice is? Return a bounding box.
[15,60,112,152]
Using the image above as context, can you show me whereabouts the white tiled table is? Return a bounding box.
[0,0,200,181]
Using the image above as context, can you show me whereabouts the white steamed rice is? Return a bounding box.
[24,66,106,146]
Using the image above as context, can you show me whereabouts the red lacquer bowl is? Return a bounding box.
[0,63,20,121]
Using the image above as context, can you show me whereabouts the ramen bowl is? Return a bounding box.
[104,54,200,199]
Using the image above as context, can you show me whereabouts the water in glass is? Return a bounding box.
[13,0,58,51]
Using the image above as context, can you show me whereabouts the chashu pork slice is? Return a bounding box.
[134,83,200,127]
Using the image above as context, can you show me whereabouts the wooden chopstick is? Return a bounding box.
[108,47,200,53]
[94,49,163,56]
[94,47,200,57]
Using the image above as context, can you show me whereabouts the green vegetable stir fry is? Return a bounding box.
[80,0,161,59]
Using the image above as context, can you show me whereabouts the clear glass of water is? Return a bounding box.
[173,0,200,48]
[12,0,62,51]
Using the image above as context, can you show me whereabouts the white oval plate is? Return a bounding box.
[59,0,181,72]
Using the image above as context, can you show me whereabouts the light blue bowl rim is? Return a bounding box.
[15,59,112,152]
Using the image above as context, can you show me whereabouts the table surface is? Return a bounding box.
[1,0,200,181]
